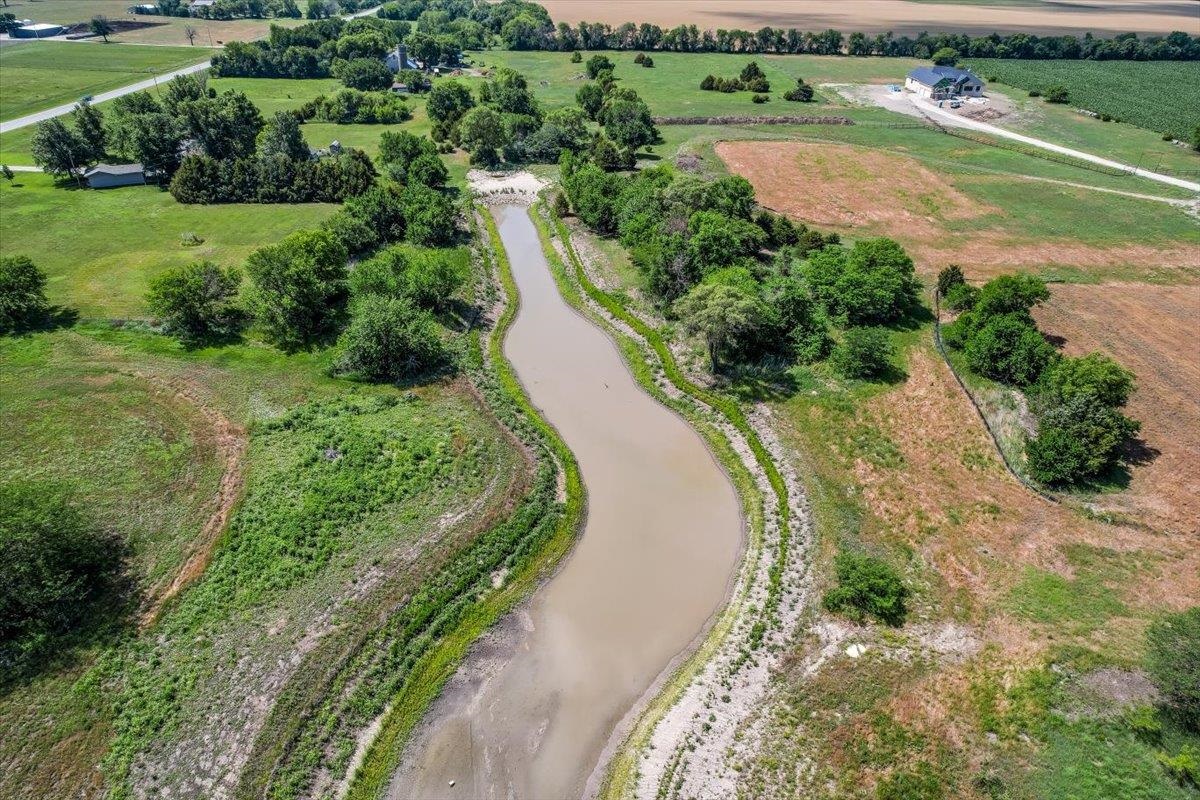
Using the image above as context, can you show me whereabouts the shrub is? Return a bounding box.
[405,153,449,187]
[245,229,348,352]
[350,246,467,310]
[936,264,965,298]
[569,50,582,63]
[964,313,1056,386]
[335,294,444,381]
[585,54,613,79]
[0,255,49,333]
[831,327,894,379]
[801,237,920,326]
[378,130,438,173]
[145,261,243,344]
[633,52,646,64]
[700,74,716,90]
[752,93,769,104]
[822,551,908,626]
[1158,745,1199,788]
[943,282,978,312]
[0,481,118,671]
[641,56,654,68]
[1044,83,1070,103]
[1028,89,1042,98]
[1146,607,1200,730]
[1025,393,1139,484]
[783,79,815,102]
[299,89,411,124]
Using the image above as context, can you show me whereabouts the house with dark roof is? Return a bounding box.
[904,66,985,100]
[84,163,146,189]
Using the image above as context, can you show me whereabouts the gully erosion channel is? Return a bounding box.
[388,205,743,799]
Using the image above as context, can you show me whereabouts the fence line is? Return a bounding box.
[651,114,854,126]
[932,292,1060,505]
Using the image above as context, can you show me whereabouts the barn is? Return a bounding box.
[904,66,985,100]
[84,163,147,189]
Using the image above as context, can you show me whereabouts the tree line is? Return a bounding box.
[939,269,1142,487]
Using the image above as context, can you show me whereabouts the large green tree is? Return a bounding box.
[0,256,49,333]
[30,118,92,181]
[457,106,508,166]
[675,281,764,371]
[0,482,118,671]
[145,261,243,344]
[257,110,309,160]
[425,79,474,141]
[245,229,348,351]
[335,294,444,381]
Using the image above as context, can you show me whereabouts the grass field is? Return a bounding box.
[483,50,925,118]
[0,41,210,120]
[0,0,300,46]
[0,172,337,317]
[965,59,1200,141]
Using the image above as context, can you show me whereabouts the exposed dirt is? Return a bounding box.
[1033,282,1200,537]
[537,0,1199,36]
[133,370,248,629]
[716,140,1200,276]
[852,346,1199,617]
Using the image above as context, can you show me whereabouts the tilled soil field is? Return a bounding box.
[1033,282,1200,537]
[539,0,1200,36]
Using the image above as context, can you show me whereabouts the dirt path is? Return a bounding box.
[131,370,247,629]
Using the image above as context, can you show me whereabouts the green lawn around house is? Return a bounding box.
[0,172,337,318]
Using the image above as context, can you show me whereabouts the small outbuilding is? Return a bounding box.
[12,23,67,38]
[84,163,147,189]
[904,66,985,100]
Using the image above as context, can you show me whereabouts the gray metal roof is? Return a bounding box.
[908,66,984,87]
[84,163,145,176]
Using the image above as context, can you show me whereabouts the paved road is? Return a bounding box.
[912,96,1200,194]
[0,60,211,134]
[0,4,383,134]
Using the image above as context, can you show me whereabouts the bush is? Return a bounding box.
[752,93,769,104]
[1146,607,1200,730]
[1044,83,1070,103]
[299,88,411,124]
[641,56,654,68]
[822,551,908,626]
[831,327,894,379]
[349,246,467,310]
[936,264,965,298]
[965,313,1056,386]
[783,79,815,102]
[585,54,613,79]
[405,153,449,187]
[335,294,444,381]
[401,184,457,247]
[245,229,348,352]
[1025,393,1139,484]
[145,261,243,344]
[569,50,582,63]
[1158,745,1199,788]
[943,282,978,311]
[0,481,118,671]
[0,255,49,333]
[801,237,920,326]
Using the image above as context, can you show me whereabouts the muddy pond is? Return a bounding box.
[387,205,742,799]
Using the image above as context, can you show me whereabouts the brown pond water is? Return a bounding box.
[386,206,742,799]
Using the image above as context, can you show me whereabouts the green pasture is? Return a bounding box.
[0,42,209,121]
[0,172,336,318]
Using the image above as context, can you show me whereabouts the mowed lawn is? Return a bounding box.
[0,172,337,317]
[482,50,924,116]
[0,41,210,120]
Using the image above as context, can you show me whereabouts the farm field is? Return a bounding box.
[0,0,302,46]
[0,41,209,121]
[1033,283,1200,535]
[715,139,1200,278]
[0,173,337,318]
[536,0,1200,36]
[964,58,1200,141]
